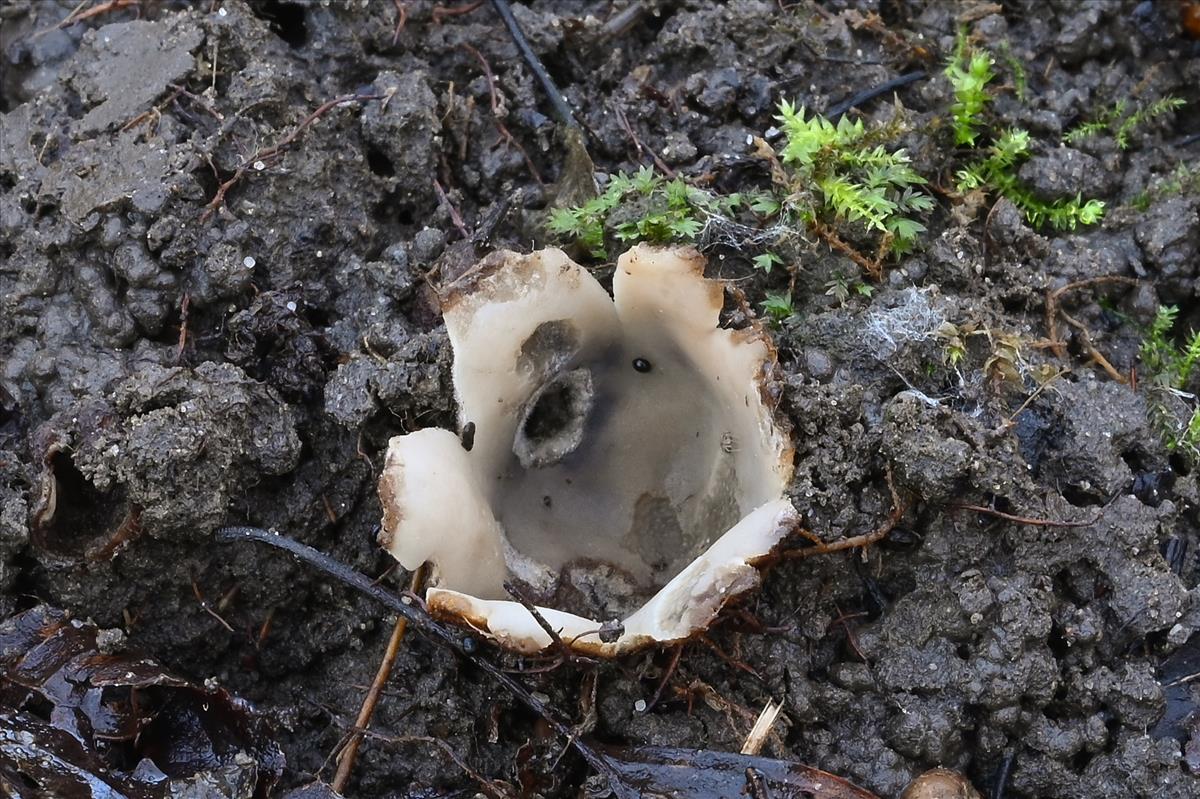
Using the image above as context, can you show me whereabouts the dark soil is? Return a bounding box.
[2,1,1199,797]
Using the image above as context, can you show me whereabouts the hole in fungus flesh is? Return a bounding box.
[378,245,796,655]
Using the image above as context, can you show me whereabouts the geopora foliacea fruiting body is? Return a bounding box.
[378,244,796,655]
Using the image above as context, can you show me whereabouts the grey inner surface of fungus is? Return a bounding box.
[494,321,743,589]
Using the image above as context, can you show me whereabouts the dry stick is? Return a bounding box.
[432,178,471,239]
[613,103,676,177]
[173,293,190,364]
[200,93,386,222]
[433,0,485,24]
[214,526,640,799]
[1004,369,1066,426]
[488,0,579,131]
[332,566,426,794]
[1043,275,1138,371]
[1059,309,1129,384]
[947,502,1108,528]
[120,85,185,133]
[783,470,907,559]
[643,644,684,713]
[460,42,544,184]
[503,580,591,665]
[699,634,760,677]
[809,219,883,281]
[55,0,138,29]
[191,578,235,633]
[390,0,408,44]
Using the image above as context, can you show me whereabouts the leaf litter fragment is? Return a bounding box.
[0,605,282,799]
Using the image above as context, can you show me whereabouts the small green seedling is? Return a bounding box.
[996,40,1027,101]
[776,100,934,256]
[547,166,734,259]
[1064,96,1185,150]
[760,292,795,325]
[945,31,995,146]
[823,274,873,305]
[752,252,782,273]
[1129,162,1200,211]
[957,129,1105,230]
[1141,305,1200,460]
[942,34,1106,231]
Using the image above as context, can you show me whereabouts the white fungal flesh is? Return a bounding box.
[378,244,796,656]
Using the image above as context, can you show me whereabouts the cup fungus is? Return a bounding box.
[378,244,796,655]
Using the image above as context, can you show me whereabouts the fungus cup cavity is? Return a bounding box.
[378,244,796,656]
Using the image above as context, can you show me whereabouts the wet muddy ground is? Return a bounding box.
[1,1,1199,797]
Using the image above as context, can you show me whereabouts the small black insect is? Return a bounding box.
[460,421,476,451]
[632,357,652,373]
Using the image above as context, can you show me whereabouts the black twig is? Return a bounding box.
[503,579,591,665]
[991,750,1015,799]
[214,526,637,798]
[825,70,928,120]
[488,0,578,130]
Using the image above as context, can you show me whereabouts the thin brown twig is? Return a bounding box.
[1043,275,1138,376]
[613,103,676,177]
[699,634,761,677]
[191,578,235,633]
[173,293,190,363]
[783,468,907,558]
[168,82,225,122]
[432,178,471,239]
[120,85,185,133]
[391,0,408,44]
[947,502,1107,528]
[331,566,426,793]
[56,0,138,29]
[1059,309,1129,383]
[200,93,386,222]
[256,607,275,649]
[810,219,883,281]
[643,644,684,713]
[460,43,544,185]
[432,0,484,24]
[829,604,869,662]
[1005,369,1066,426]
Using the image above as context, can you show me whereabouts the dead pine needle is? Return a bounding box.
[331,565,427,794]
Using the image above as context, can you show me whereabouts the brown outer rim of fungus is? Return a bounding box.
[376,459,402,552]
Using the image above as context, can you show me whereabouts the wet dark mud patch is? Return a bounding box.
[1,0,1199,797]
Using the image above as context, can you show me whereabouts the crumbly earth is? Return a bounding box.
[1,1,1198,797]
